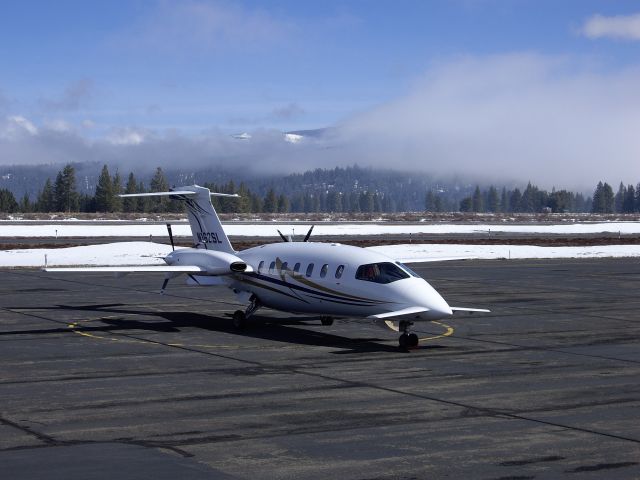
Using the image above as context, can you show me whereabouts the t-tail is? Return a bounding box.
[120,185,237,253]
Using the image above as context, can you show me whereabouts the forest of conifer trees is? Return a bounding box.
[1,164,639,215]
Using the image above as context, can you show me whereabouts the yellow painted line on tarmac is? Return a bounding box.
[67,319,144,344]
[419,320,454,342]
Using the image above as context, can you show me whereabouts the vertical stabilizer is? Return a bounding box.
[172,185,235,253]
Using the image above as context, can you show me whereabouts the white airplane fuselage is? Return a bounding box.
[182,241,453,321]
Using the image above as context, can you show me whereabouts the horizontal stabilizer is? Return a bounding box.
[43,266,207,273]
[119,191,239,198]
[451,307,491,313]
[367,306,429,320]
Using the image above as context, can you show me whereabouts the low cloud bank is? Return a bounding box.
[2,54,640,189]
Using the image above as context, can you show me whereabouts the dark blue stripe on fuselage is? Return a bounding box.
[242,272,388,306]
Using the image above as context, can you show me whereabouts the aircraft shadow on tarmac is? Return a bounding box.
[5,303,421,354]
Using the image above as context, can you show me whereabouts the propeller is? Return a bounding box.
[166,223,175,251]
[303,225,314,242]
[277,229,289,242]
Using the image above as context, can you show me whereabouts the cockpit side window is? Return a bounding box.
[355,262,410,284]
[396,262,420,278]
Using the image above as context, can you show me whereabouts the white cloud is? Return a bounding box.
[1,115,38,138]
[107,127,148,146]
[2,54,640,190]
[333,53,640,188]
[44,119,73,133]
[581,12,640,40]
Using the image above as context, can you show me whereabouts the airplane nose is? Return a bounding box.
[412,279,453,320]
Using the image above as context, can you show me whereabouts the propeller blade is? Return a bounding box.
[166,223,175,251]
[303,225,314,242]
[277,229,289,242]
[161,277,169,294]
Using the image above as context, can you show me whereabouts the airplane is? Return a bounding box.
[45,185,489,349]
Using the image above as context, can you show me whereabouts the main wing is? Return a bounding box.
[43,266,207,273]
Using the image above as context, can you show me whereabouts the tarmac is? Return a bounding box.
[1,258,640,479]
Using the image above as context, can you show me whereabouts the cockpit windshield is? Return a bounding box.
[355,262,410,284]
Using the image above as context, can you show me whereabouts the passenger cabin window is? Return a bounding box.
[355,262,410,284]
[293,263,301,276]
[320,264,329,278]
[335,265,344,279]
[258,261,264,273]
[281,262,288,273]
[269,261,276,274]
[306,263,314,277]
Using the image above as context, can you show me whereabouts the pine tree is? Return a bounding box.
[510,188,522,213]
[459,197,472,212]
[614,182,625,213]
[487,186,499,212]
[0,189,18,212]
[136,181,147,213]
[112,171,123,212]
[604,183,615,213]
[37,178,55,212]
[54,164,79,212]
[19,193,31,213]
[149,167,169,212]
[277,194,290,213]
[592,181,604,213]
[622,184,635,213]
[501,187,509,213]
[94,165,114,212]
[123,173,138,213]
[472,186,483,212]
[263,188,278,213]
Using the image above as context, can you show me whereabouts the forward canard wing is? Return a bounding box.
[450,307,491,313]
[366,306,430,320]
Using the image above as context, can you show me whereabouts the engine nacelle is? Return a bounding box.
[164,249,251,275]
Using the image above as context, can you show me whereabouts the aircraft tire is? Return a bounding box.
[398,333,409,349]
[408,333,419,348]
[232,310,247,329]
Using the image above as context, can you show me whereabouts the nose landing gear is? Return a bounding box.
[398,320,419,349]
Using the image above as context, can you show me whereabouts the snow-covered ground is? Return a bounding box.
[2,222,640,237]
[2,241,640,268]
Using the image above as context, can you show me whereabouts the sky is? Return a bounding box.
[1,0,640,189]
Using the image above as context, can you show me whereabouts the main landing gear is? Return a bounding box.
[320,316,334,326]
[232,295,261,329]
[398,320,419,349]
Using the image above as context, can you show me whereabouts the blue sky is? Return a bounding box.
[1,1,640,186]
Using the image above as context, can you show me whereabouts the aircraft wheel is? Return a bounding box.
[321,317,334,326]
[398,333,409,349]
[232,310,247,329]
[408,333,419,348]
